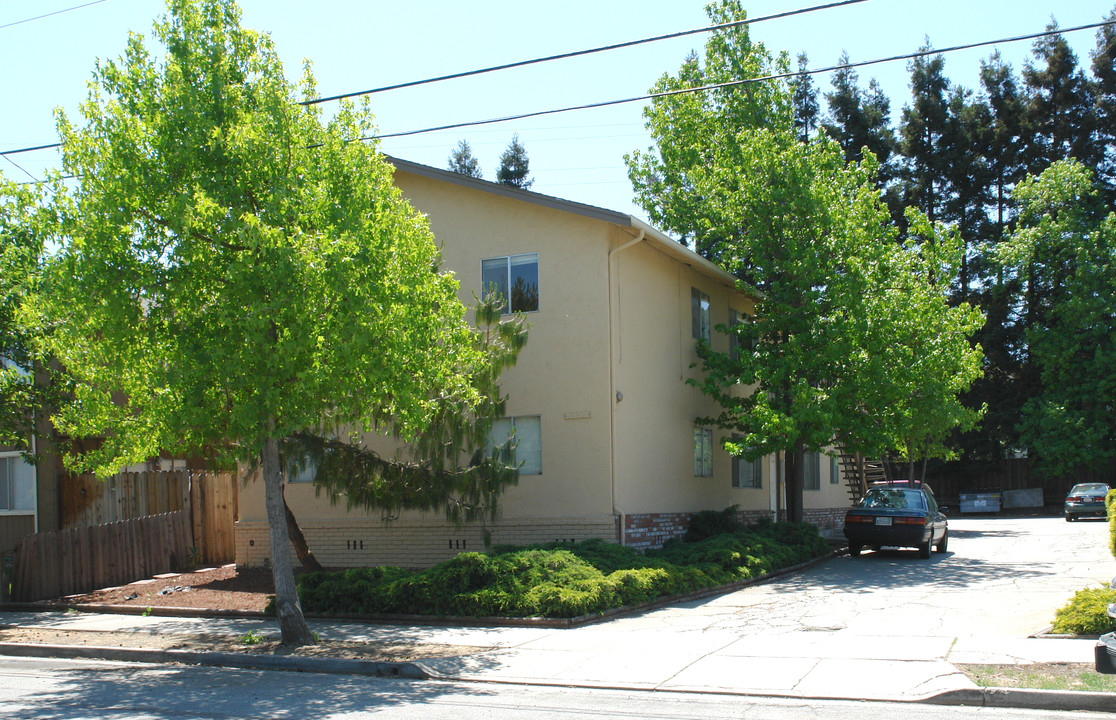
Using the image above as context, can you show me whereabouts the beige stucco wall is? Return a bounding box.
[238,167,617,556]
[235,166,851,566]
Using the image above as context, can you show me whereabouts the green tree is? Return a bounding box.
[628,0,982,519]
[447,139,483,178]
[999,160,1116,475]
[26,0,524,646]
[822,52,897,181]
[789,52,819,142]
[0,183,52,453]
[900,43,951,224]
[495,134,533,189]
[1023,25,1101,178]
[1091,11,1116,203]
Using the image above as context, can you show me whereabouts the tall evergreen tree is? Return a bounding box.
[447,139,482,178]
[496,134,533,190]
[900,43,951,224]
[940,86,992,302]
[822,53,897,172]
[789,52,819,142]
[1091,11,1116,203]
[1022,25,1101,176]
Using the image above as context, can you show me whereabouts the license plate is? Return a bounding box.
[875,517,892,527]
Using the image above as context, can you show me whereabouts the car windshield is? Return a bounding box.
[1070,483,1109,495]
[859,488,926,510]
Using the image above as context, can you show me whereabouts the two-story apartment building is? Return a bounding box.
[234,158,848,568]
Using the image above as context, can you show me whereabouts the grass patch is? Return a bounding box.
[293,518,831,619]
[959,663,1116,693]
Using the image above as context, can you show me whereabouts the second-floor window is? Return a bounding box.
[482,253,539,314]
[691,288,710,340]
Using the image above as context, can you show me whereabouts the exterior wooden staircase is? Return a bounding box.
[836,451,888,505]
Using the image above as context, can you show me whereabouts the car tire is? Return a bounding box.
[935,530,948,554]
[918,541,931,559]
[849,543,862,557]
[1066,514,1074,522]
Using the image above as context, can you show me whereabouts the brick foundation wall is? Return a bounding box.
[802,507,846,533]
[620,508,777,551]
[236,515,616,569]
[238,507,851,568]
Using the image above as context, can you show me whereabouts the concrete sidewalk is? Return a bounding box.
[0,601,1111,711]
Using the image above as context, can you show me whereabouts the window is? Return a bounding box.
[729,308,756,360]
[830,455,840,484]
[287,459,317,484]
[482,253,539,314]
[731,438,762,489]
[488,416,541,475]
[803,451,820,491]
[693,426,713,477]
[0,454,35,512]
[691,288,710,340]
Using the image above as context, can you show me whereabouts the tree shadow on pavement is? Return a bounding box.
[12,658,502,720]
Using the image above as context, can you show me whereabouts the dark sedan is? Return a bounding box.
[1065,483,1110,522]
[844,486,948,559]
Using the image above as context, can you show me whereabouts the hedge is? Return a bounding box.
[292,519,831,619]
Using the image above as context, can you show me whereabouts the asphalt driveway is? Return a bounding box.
[692,514,1116,641]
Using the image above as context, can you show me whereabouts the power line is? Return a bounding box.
[0,0,106,31]
[306,0,871,106]
[367,19,1116,142]
[2,16,1114,160]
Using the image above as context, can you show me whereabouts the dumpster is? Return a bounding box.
[959,491,1001,514]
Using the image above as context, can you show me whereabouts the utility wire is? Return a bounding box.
[2,155,38,183]
[0,0,106,31]
[367,19,1116,141]
[2,17,1113,159]
[306,0,871,105]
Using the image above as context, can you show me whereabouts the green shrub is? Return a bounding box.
[294,519,832,619]
[684,505,743,542]
[1051,585,1116,636]
[1108,489,1116,559]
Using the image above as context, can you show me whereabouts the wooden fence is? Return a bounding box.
[920,457,1116,505]
[11,510,192,602]
[60,471,189,527]
[10,470,237,602]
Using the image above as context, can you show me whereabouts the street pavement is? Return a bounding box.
[1,515,1114,711]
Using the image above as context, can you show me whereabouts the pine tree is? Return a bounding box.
[1022,25,1101,175]
[1090,12,1116,203]
[496,134,533,190]
[900,43,951,224]
[447,139,482,178]
[821,53,897,192]
[789,53,819,142]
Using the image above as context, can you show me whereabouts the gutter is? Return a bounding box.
[607,229,645,547]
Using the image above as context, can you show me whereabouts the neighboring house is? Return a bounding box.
[0,430,61,582]
[235,158,849,569]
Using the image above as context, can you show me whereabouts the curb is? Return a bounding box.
[927,686,1116,712]
[0,641,431,679]
[3,640,1113,712]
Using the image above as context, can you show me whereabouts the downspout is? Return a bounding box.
[608,229,645,546]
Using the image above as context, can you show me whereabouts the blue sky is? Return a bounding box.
[2,0,1112,222]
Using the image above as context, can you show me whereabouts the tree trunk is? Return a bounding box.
[785,442,804,524]
[285,497,324,573]
[262,435,316,647]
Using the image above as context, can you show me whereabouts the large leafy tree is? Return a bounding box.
[25,0,524,646]
[0,184,52,453]
[999,160,1116,475]
[628,0,981,520]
